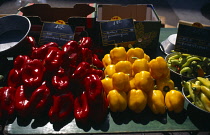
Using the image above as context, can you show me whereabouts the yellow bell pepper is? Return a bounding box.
[112,72,130,92]
[134,71,154,93]
[128,89,147,113]
[107,90,127,112]
[132,58,149,75]
[147,90,166,114]
[156,78,175,95]
[104,64,116,78]
[165,90,184,113]
[127,47,144,63]
[102,54,112,68]
[115,61,132,75]
[101,77,113,95]
[129,77,136,90]
[110,47,127,64]
[149,56,170,80]
[144,53,150,62]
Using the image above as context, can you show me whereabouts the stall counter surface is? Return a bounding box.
[1,28,209,135]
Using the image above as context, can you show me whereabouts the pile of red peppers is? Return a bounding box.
[0,36,108,126]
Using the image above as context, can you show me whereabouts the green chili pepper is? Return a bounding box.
[197,77,210,88]
[182,81,195,102]
[181,57,201,68]
[180,67,192,77]
[194,93,206,110]
[200,93,210,112]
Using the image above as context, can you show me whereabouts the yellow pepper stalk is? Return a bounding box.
[132,58,150,75]
[128,89,147,113]
[107,90,127,112]
[115,61,132,75]
[104,64,116,78]
[112,72,130,92]
[102,54,112,68]
[134,71,155,93]
[156,78,175,95]
[127,47,144,63]
[147,90,166,114]
[110,47,127,64]
[149,56,170,80]
[165,90,184,113]
[101,77,113,95]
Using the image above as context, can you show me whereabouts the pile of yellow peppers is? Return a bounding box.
[102,47,185,114]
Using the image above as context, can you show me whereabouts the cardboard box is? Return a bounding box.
[96,4,161,58]
[17,3,97,42]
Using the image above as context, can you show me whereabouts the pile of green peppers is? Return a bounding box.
[167,52,210,78]
[182,77,210,112]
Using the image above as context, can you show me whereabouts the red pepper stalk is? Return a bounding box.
[74,91,90,125]
[48,92,74,123]
[7,55,30,88]
[0,86,16,122]
[22,59,45,90]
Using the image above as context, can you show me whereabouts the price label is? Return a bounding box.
[39,22,75,46]
[175,22,210,57]
[100,18,137,47]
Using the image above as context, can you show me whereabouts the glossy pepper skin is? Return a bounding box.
[22,59,45,89]
[92,54,104,69]
[156,78,175,95]
[149,56,170,80]
[110,47,127,64]
[115,61,132,75]
[127,47,144,63]
[52,67,70,92]
[84,74,103,104]
[31,42,58,60]
[43,47,64,72]
[134,71,155,93]
[107,90,127,112]
[74,91,90,125]
[101,77,113,95]
[128,89,147,113]
[62,40,79,55]
[80,47,93,64]
[79,37,92,48]
[7,55,30,88]
[112,72,130,92]
[104,64,116,78]
[132,58,150,75]
[0,86,16,121]
[49,92,74,123]
[147,90,166,114]
[102,54,112,68]
[165,90,184,113]
[71,62,91,80]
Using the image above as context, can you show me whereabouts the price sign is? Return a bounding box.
[39,22,75,46]
[175,22,210,57]
[100,18,137,46]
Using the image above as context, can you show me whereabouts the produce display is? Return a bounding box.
[102,47,185,114]
[0,36,108,126]
[182,77,210,112]
[167,52,210,78]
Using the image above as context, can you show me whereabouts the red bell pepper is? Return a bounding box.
[43,47,64,72]
[71,62,91,80]
[48,92,74,123]
[15,85,30,118]
[62,40,79,55]
[52,67,70,92]
[79,37,92,48]
[7,55,30,88]
[74,91,90,125]
[22,59,45,89]
[15,83,51,118]
[28,81,51,117]
[92,54,104,69]
[0,86,16,121]
[80,48,93,64]
[90,67,104,80]
[31,42,58,60]
[84,74,103,104]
